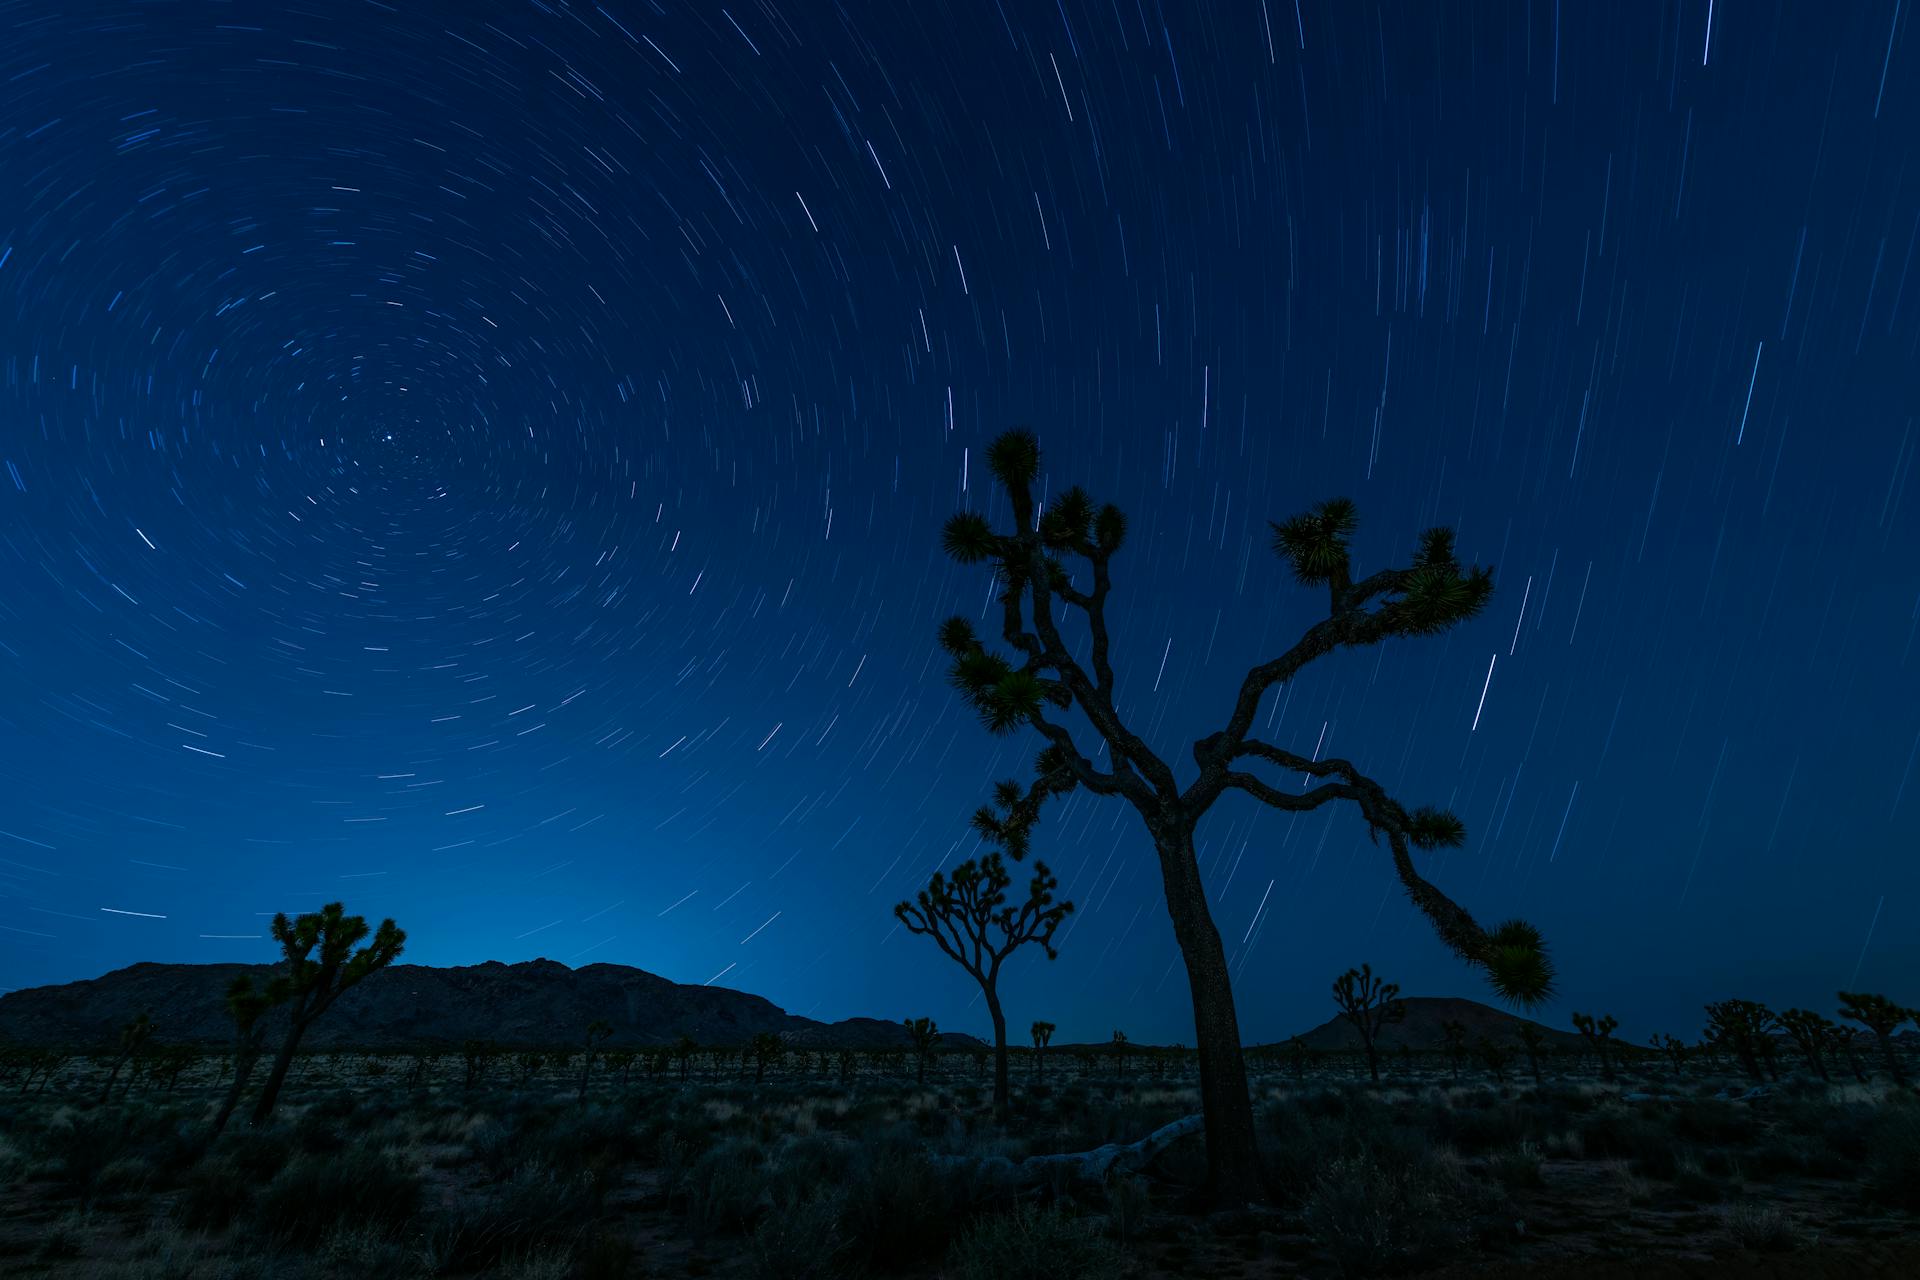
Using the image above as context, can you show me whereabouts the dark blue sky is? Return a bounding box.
[1,1,1914,1047]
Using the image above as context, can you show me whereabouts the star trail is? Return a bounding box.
[0,1,1916,1046]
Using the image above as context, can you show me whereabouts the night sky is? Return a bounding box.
[1,1,1915,1049]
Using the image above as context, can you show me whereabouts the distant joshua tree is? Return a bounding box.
[1652,1033,1689,1078]
[1331,963,1405,1085]
[894,839,1072,1117]
[904,1017,940,1085]
[749,1031,785,1084]
[935,429,1552,1202]
[1777,1009,1835,1082]
[100,1012,153,1103]
[1030,1020,1056,1083]
[1838,991,1914,1084]
[1475,1038,1513,1085]
[673,1033,698,1084]
[578,1020,613,1101]
[1571,1012,1620,1082]
[249,902,406,1127]
[1704,1000,1777,1085]
[210,977,288,1138]
[1110,1029,1129,1082]
[1439,1019,1468,1084]
[1517,1023,1548,1085]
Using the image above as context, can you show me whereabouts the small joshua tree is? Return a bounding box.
[1652,1033,1689,1078]
[1110,1029,1130,1083]
[904,1017,940,1085]
[1031,1020,1056,1083]
[1331,963,1405,1085]
[100,1012,153,1103]
[249,902,406,1127]
[1838,991,1914,1084]
[936,429,1553,1202]
[1571,1012,1620,1082]
[1517,1023,1548,1085]
[210,977,288,1138]
[1829,1025,1869,1082]
[1476,1038,1512,1084]
[895,835,1072,1115]
[578,1020,613,1101]
[1777,1009,1834,1082]
[1704,1000,1777,1084]
[1440,1019,1468,1084]
[673,1033,698,1083]
[749,1031,785,1084]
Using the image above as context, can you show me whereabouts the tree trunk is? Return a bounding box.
[986,989,1009,1117]
[1875,1031,1906,1083]
[1151,824,1265,1206]
[249,1019,310,1127]
[1363,1037,1379,1085]
[210,1047,262,1140]
[99,1055,127,1103]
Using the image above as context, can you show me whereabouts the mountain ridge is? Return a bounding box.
[0,962,1582,1054]
[0,959,986,1052]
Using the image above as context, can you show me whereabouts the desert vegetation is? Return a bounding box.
[1,985,1917,1278]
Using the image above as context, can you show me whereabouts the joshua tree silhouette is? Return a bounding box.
[1838,991,1914,1084]
[1331,963,1405,1085]
[1030,1019,1055,1083]
[1777,1008,1835,1081]
[935,428,1553,1203]
[904,1016,940,1085]
[894,844,1072,1116]
[209,977,288,1138]
[1704,999,1777,1085]
[1571,1011,1620,1082]
[249,902,405,1127]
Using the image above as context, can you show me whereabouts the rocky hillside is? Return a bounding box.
[0,959,983,1052]
[1275,996,1588,1052]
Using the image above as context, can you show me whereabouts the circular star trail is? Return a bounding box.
[0,1,1915,1042]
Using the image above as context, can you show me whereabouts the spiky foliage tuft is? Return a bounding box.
[977,667,1047,734]
[1093,504,1128,554]
[1038,486,1094,549]
[986,429,1042,488]
[1269,497,1358,584]
[937,616,977,656]
[1405,807,1467,849]
[942,512,999,564]
[949,649,1013,698]
[1413,527,1458,568]
[1390,564,1494,635]
[1481,919,1555,1008]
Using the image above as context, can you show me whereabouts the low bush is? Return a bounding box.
[839,1144,956,1270]
[945,1203,1123,1280]
[1725,1201,1799,1251]
[681,1138,769,1237]
[250,1144,422,1246]
[747,1192,853,1280]
[423,1160,602,1273]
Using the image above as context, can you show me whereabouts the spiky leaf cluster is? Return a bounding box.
[1269,498,1358,584]
[985,429,1041,488]
[1482,920,1555,1008]
[1405,807,1467,849]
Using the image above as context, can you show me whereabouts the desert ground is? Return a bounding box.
[1,1042,1916,1278]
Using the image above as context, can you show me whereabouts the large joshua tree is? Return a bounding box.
[249,902,406,1127]
[209,975,288,1139]
[936,428,1554,1203]
[1838,991,1914,1084]
[894,845,1072,1116]
[1331,963,1405,1085]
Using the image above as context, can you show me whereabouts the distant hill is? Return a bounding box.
[0,959,984,1053]
[1272,996,1587,1052]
